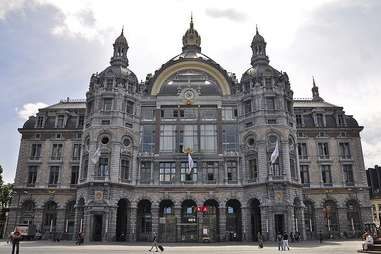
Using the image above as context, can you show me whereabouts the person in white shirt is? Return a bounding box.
[363,233,374,251]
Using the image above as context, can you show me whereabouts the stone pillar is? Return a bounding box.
[152,204,159,241]
[56,208,66,233]
[338,207,347,234]
[129,205,137,241]
[241,206,249,241]
[260,206,271,241]
[300,208,306,240]
[246,206,253,242]
[107,206,117,241]
[315,207,325,235]
[174,206,181,242]
[256,141,267,182]
[281,141,291,180]
[219,206,226,241]
[34,208,44,233]
[83,209,91,242]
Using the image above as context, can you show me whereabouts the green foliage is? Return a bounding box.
[0,165,12,209]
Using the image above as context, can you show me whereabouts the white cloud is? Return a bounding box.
[17,102,48,120]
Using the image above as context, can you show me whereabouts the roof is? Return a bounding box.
[43,99,86,110]
[293,98,340,108]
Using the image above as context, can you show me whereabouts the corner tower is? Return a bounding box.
[78,28,140,242]
[239,26,304,240]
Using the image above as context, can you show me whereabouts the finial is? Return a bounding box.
[121,25,124,35]
[256,24,258,34]
[190,12,194,29]
[312,76,316,87]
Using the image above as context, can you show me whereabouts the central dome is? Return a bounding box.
[182,16,201,52]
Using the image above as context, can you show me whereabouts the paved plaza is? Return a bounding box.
[0,240,364,254]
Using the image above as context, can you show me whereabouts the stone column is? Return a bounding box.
[256,141,267,183]
[219,206,226,241]
[108,206,117,241]
[260,206,271,241]
[300,208,306,240]
[34,208,44,233]
[174,206,181,242]
[83,209,91,242]
[241,206,249,241]
[338,207,347,234]
[129,205,137,241]
[315,207,325,235]
[281,141,290,180]
[56,208,66,233]
[151,204,159,241]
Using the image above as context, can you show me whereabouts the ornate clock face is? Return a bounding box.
[184,89,195,100]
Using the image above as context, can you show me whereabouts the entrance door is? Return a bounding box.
[93,215,103,241]
[274,214,284,237]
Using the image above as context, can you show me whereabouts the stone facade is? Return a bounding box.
[6,21,371,242]
[367,165,381,227]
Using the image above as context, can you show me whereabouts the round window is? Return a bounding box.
[101,136,109,145]
[269,135,277,144]
[247,138,255,146]
[123,138,131,147]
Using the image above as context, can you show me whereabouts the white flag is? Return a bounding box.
[187,153,194,174]
[91,147,101,164]
[270,141,279,164]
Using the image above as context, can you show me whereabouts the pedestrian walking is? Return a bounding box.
[283,232,290,251]
[76,232,84,245]
[290,232,294,242]
[149,232,159,252]
[277,232,283,251]
[257,232,263,248]
[11,229,21,254]
[319,230,323,243]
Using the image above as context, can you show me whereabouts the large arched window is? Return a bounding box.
[159,69,222,96]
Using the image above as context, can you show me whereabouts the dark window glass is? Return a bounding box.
[70,166,79,185]
[49,166,59,185]
[27,166,38,185]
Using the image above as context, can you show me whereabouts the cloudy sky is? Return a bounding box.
[0,0,380,183]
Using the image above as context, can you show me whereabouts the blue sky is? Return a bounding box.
[0,0,380,182]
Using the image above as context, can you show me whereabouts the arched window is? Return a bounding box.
[65,201,75,234]
[304,200,315,234]
[20,200,35,225]
[323,200,339,233]
[347,200,362,232]
[267,135,281,177]
[43,201,57,233]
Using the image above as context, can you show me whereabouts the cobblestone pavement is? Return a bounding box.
[0,240,363,254]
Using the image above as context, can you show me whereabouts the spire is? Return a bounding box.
[110,28,129,67]
[311,76,323,101]
[182,14,201,53]
[190,12,193,29]
[250,25,269,66]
